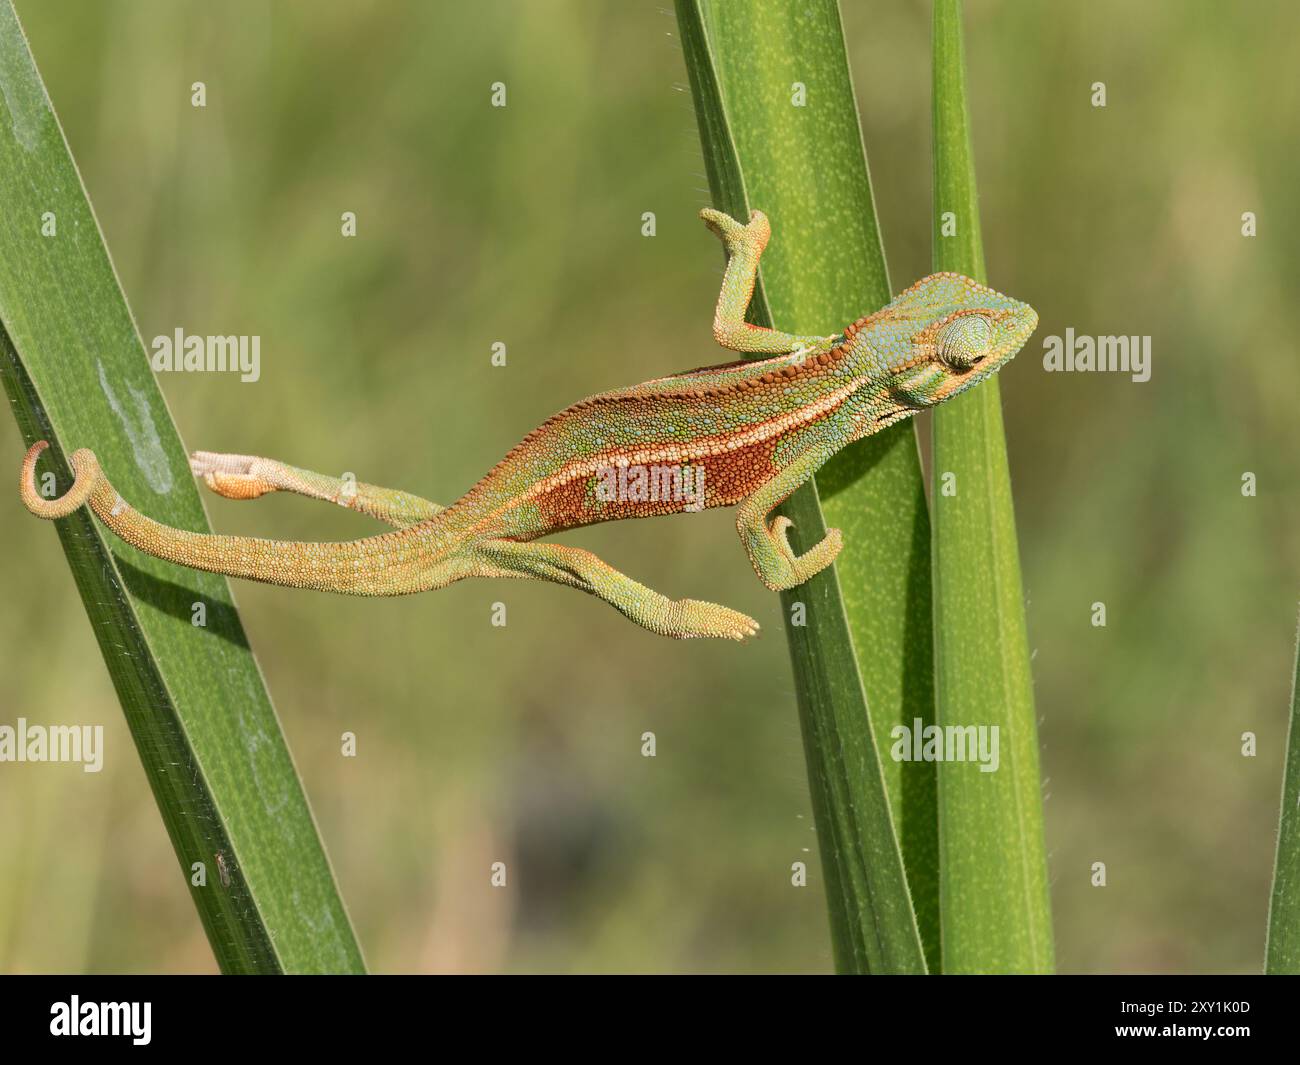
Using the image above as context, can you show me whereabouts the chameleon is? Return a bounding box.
[19,208,1037,641]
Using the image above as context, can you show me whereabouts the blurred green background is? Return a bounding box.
[1,0,1295,973]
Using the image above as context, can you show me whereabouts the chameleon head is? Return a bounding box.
[861,272,1038,411]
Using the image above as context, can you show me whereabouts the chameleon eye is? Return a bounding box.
[937,314,992,369]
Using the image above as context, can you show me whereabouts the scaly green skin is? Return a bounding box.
[19,209,1037,640]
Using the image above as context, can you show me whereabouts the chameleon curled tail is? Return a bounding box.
[20,441,95,519]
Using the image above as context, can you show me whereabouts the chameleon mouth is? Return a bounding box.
[874,405,914,429]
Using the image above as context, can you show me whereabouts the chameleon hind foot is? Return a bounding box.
[190,452,279,499]
[663,598,761,642]
[190,450,443,528]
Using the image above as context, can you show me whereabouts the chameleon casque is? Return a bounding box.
[19,208,1037,640]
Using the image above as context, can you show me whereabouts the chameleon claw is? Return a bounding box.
[698,206,740,234]
[771,514,795,544]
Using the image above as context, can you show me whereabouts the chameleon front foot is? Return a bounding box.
[774,517,843,587]
[700,206,770,254]
[743,514,844,592]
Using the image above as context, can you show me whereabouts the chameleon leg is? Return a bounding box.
[736,445,843,591]
[700,207,838,356]
[476,539,760,641]
[190,451,442,529]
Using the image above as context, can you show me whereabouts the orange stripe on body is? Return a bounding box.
[479,381,859,538]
